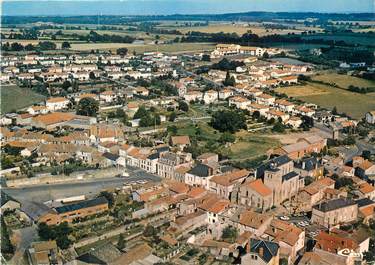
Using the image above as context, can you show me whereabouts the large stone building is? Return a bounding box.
[236,179,273,212]
[256,155,304,206]
[311,198,358,227]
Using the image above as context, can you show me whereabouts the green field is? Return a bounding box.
[277,82,375,119]
[313,73,375,89]
[302,33,375,46]
[175,120,280,160]
[1,85,46,113]
[226,131,281,160]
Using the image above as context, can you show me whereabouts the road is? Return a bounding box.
[3,167,161,204]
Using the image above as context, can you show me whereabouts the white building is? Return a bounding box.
[46,97,70,111]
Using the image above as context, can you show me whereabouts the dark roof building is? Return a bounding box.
[255,155,291,179]
[54,197,108,214]
[188,163,214,178]
[356,198,375,208]
[246,239,279,264]
[313,198,356,212]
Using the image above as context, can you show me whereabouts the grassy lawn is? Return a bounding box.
[313,73,375,89]
[176,121,219,141]
[1,85,46,113]
[225,131,281,160]
[277,82,375,119]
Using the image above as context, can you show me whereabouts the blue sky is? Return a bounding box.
[2,0,374,16]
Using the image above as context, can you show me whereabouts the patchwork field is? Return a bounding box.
[70,42,215,53]
[1,85,46,113]
[313,73,375,89]
[277,82,375,119]
[176,23,310,36]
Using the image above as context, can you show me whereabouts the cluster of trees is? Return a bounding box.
[108,108,128,124]
[223,71,236,86]
[2,41,57,52]
[38,222,72,249]
[1,217,14,260]
[136,78,178,97]
[320,46,375,65]
[3,28,39,39]
[83,30,135,43]
[212,58,245,71]
[134,105,161,127]
[221,226,238,243]
[348,85,375,94]
[210,110,247,133]
[116,47,128,55]
[76,97,99,117]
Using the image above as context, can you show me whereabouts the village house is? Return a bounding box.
[365,111,375,124]
[298,177,336,210]
[237,210,273,236]
[219,89,234,100]
[170,135,191,151]
[211,44,241,57]
[99,90,117,103]
[198,194,231,225]
[27,105,49,115]
[229,96,251,110]
[255,93,275,106]
[45,97,70,111]
[27,240,60,265]
[265,219,305,264]
[209,169,250,200]
[90,124,124,143]
[314,229,369,256]
[185,163,217,190]
[357,182,375,200]
[184,91,203,102]
[294,105,315,117]
[203,90,218,104]
[157,151,193,180]
[356,198,375,225]
[241,239,279,265]
[266,109,290,123]
[274,99,295,113]
[247,103,269,116]
[294,157,324,179]
[274,135,327,160]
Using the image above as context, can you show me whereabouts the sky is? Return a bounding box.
[2,0,374,16]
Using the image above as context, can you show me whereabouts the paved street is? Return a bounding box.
[3,167,161,204]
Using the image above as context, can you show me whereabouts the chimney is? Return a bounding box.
[259,247,264,258]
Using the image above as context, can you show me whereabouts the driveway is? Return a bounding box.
[10,226,38,265]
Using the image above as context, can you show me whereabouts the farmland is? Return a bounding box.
[277,82,375,119]
[312,73,375,89]
[70,42,215,53]
[1,85,46,113]
[301,32,375,46]
[160,22,322,36]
